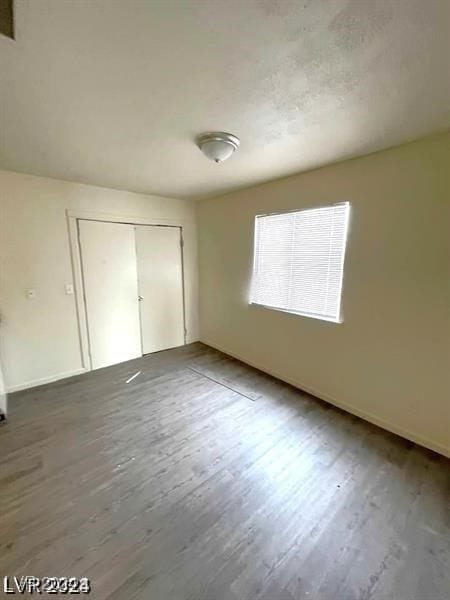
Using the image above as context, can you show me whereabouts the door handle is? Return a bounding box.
[138,296,144,301]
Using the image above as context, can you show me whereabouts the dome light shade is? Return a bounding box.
[197,132,240,163]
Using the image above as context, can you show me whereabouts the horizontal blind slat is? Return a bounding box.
[250,202,350,321]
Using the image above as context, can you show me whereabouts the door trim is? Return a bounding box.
[67,209,192,372]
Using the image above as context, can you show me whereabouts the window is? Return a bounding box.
[250,202,350,322]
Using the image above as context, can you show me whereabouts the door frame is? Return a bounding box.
[66,209,190,372]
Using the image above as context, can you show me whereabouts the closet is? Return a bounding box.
[78,220,184,370]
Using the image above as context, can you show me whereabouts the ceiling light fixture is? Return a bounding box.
[197,132,240,163]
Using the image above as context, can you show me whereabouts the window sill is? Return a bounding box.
[248,302,343,324]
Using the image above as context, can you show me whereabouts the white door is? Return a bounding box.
[79,220,142,369]
[135,225,185,354]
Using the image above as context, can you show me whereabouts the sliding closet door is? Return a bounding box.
[79,220,142,369]
[135,225,185,354]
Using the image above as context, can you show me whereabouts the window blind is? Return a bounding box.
[250,202,350,322]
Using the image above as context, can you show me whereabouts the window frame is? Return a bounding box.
[248,202,351,324]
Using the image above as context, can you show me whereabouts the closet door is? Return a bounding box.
[135,225,185,354]
[79,220,142,369]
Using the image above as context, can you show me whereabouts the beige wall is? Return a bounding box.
[198,133,450,457]
[0,171,199,391]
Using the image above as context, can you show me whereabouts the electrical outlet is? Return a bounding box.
[65,283,74,295]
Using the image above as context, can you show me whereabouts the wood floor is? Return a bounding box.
[1,343,449,599]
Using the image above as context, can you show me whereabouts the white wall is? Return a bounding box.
[198,133,450,457]
[0,171,199,391]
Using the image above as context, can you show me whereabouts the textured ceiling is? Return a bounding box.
[0,0,449,199]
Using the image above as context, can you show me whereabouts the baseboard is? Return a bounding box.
[7,368,88,393]
[200,338,450,459]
